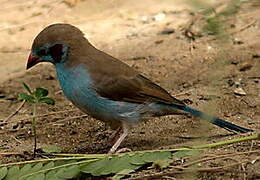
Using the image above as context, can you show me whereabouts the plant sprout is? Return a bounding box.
[19,82,55,157]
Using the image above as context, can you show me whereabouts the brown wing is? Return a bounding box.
[80,47,184,106]
[95,73,185,105]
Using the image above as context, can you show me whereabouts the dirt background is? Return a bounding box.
[0,0,259,179]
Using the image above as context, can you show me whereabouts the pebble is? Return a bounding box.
[153,12,166,21]
[158,28,175,35]
[239,62,253,71]
[234,87,246,96]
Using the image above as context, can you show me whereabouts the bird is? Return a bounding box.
[26,23,252,153]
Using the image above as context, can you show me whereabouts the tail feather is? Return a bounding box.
[176,105,252,133]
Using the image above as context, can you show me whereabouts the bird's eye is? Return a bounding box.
[38,49,47,56]
[49,43,65,63]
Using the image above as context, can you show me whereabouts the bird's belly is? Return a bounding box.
[68,91,178,126]
[67,89,143,125]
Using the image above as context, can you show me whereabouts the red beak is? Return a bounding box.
[26,53,41,70]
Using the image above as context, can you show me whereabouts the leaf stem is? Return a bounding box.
[32,103,37,157]
[0,156,95,167]
[192,134,259,149]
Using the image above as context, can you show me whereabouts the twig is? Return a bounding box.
[208,19,257,41]
[55,90,63,95]
[182,150,260,167]
[175,159,252,171]
[229,19,257,35]
[190,41,194,56]
[130,159,254,180]
[15,109,79,122]
[3,100,25,122]
[32,104,37,157]
[48,114,89,125]
[250,140,255,152]
[192,134,259,149]
[0,152,23,156]
[162,176,176,180]
[12,135,22,144]
[0,99,9,103]
[173,89,194,97]
[241,162,246,180]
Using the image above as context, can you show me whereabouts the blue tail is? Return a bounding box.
[175,105,252,133]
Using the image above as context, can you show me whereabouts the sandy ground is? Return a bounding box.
[0,0,259,179]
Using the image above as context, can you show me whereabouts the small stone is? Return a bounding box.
[153,12,166,21]
[234,87,246,96]
[230,60,239,65]
[182,99,193,104]
[233,38,244,45]
[252,54,260,59]
[158,28,175,35]
[155,40,164,44]
[227,79,234,86]
[239,62,253,71]
[230,24,236,28]
[234,78,242,86]
[19,27,25,31]
[140,16,149,23]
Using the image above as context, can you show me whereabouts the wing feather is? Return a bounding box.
[74,45,185,106]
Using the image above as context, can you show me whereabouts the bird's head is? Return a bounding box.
[26,23,87,69]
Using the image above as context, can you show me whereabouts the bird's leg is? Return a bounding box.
[108,123,129,154]
[108,126,123,146]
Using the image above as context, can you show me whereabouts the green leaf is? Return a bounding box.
[80,152,171,177]
[173,149,198,159]
[19,163,44,180]
[5,166,19,180]
[34,88,49,98]
[54,160,77,167]
[112,169,135,180]
[128,153,145,165]
[19,93,35,103]
[38,97,55,105]
[80,155,140,176]
[143,151,172,163]
[42,162,55,171]
[30,163,43,174]
[80,158,109,176]
[152,159,170,169]
[19,164,32,176]
[0,167,7,180]
[107,155,140,174]
[41,145,62,153]
[22,82,32,94]
[45,170,60,180]
[130,151,172,165]
[56,165,80,179]
[26,173,45,180]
